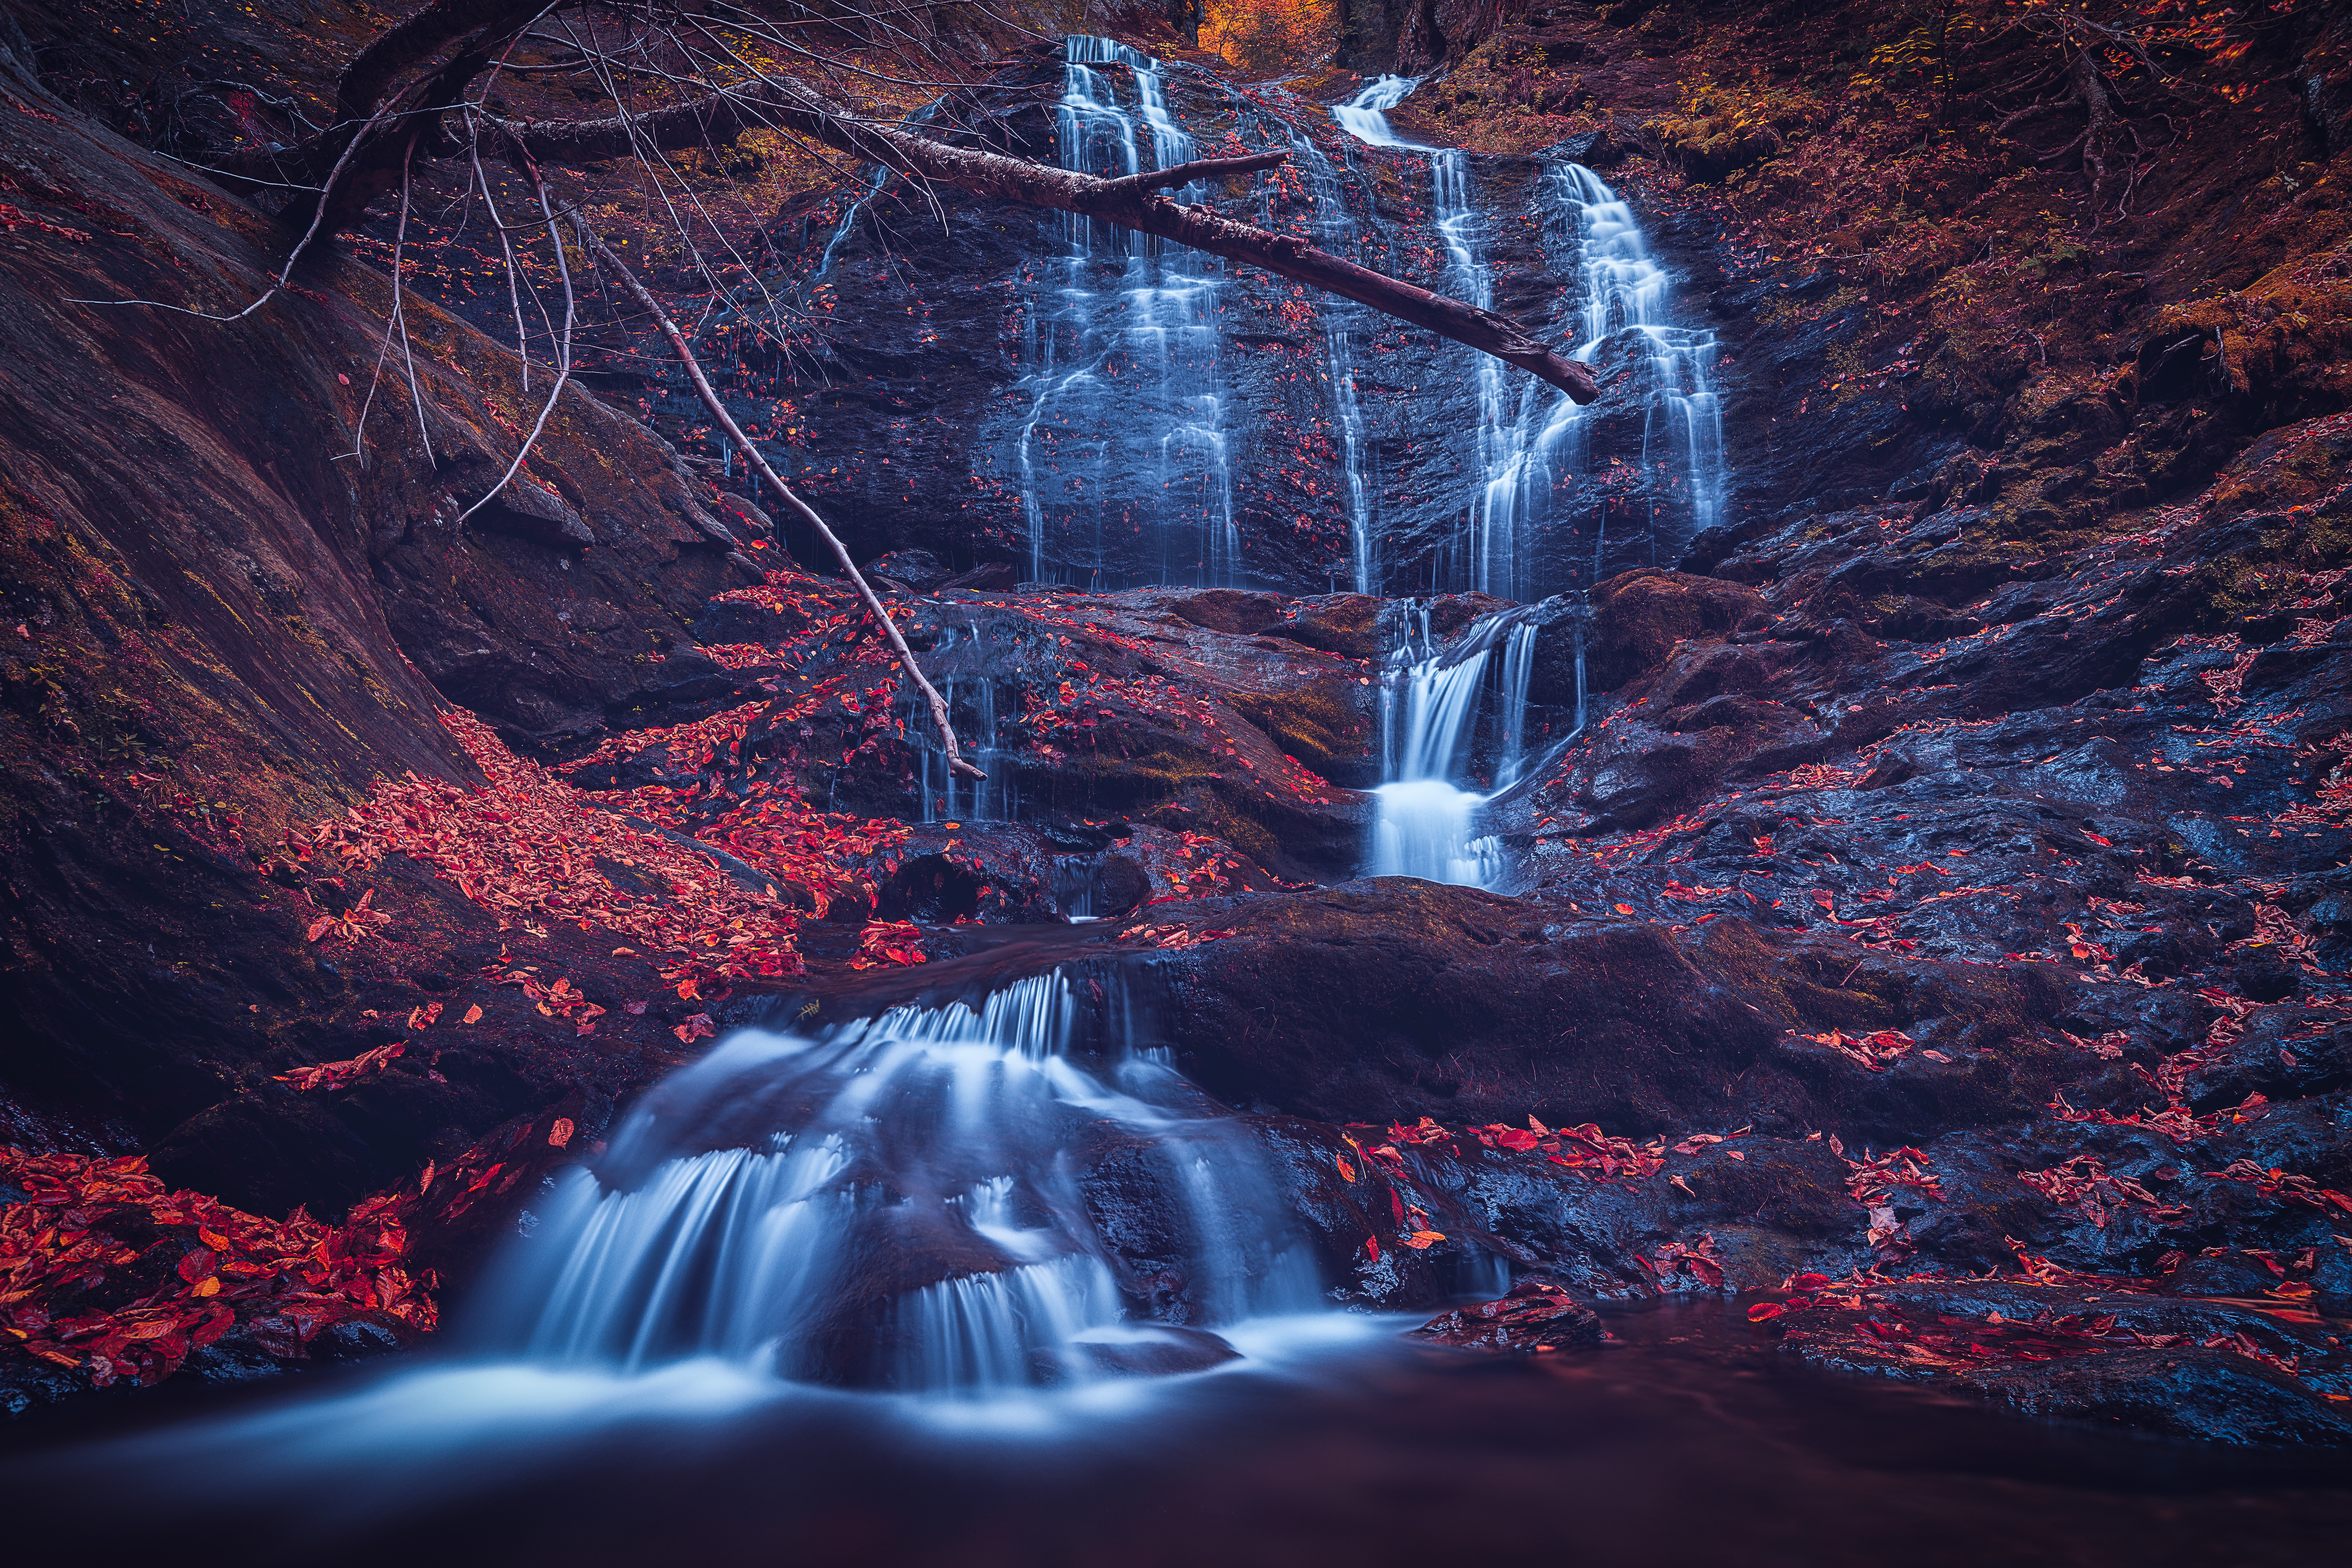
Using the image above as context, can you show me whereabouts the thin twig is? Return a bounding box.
[390,132,436,464]
[571,215,984,781]
[456,150,577,525]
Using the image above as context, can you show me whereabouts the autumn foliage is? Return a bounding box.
[0,1147,434,1387]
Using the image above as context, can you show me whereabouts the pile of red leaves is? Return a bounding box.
[1117,921,1238,950]
[1416,1116,1669,1186]
[1793,1026,1934,1072]
[849,918,926,970]
[309,710,906,997]
[0,1148,433,1387]
[276,1040,407,1092]
[1798,1306,2189,1370]
[2202,1159,2352,1215]
[2017,1155,2189,1228]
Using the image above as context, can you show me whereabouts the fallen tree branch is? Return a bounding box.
[493,95,1596,401]
[568,217,986,781]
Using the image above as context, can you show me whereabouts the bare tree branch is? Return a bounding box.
[569,215,987,781]
[492,92,1601,401]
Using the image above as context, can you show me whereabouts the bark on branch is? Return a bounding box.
[1083,150,1290,205]
[568,218,985,781]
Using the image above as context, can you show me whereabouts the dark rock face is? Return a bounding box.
[0,54,764,1217]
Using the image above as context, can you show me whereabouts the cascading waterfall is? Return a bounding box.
[1493,620,1540,791]
[473,973,1321,1395]
[1281,121,1385,593]
[1521,162,1726,581]
[1368,608,1507,887]
[1332,78,1726,599]
[1010,38,1239,588]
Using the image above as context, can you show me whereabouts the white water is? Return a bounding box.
[1010,38,1239,587]
[473,973,1320,1394]
[1332,78,1726,598]
[1369,608,1507,886]
[1521,162,1727,583]
[1282,119,1385,593]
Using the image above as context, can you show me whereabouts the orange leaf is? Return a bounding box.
[548,1118,576,1149]
[462,1004,483,1024]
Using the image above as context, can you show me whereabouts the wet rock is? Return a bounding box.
[1058,1324,1241,1379]
[1780,1283,2352,1447]
[1267,594,1388,659]
[939,561,1020,592]
[1558,568,1767,694]
[867,549,950,591]
[1411,1280,1604,1352]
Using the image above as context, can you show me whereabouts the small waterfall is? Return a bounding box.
[1369,609,1506,887]
[475,973,1321,1395]
[1333,81,1538,602]
[1529,163,1726,574]
[1494,620,1539,790]
[1333,75,1418,147]
[1283,122,1384,593]
[1333,80,1726,599]
[1010,38,1239,588]
[914,673,1019,824]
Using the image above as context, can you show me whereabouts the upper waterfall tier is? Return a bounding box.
[689,43,1736,601]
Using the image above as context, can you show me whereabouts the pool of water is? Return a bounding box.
[6,1299,2346,1567]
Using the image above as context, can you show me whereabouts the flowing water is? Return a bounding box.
[1008,38,1239,588]
[470,972,1316,1393]
[9,1294,2346,1566]
[1331,78,1724,599]
[6,978,2349,1560]
[1368,607,1508,887]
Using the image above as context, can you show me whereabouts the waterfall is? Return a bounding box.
[1368,609,1506,887]
[1333,75,1418,147]
[473,973,1321,1395]
[914,675,1018,824]
[1282,123,1383,593]
[1527,162,1726,576]
[1333,80,1726,599]
[1494,620,1539,790]
[1010,38,1238,588]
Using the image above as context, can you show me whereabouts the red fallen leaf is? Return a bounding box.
[1792,1272,1831,1290]
[1364,1235,1380,1261]
[548,1119,576,1149]
[175,1247,217,1284]
[1335,1156,1356,1183]
[1748,1302,1784,1321]
[305,916,334,942]
[2084,832,2112,846]
[461,1004,483,1024]
[1613,903,1634,915]
[1812,889,1835,909]
[673,1013,716,1044]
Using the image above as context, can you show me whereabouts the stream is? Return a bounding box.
[5,1294,2347,1565]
